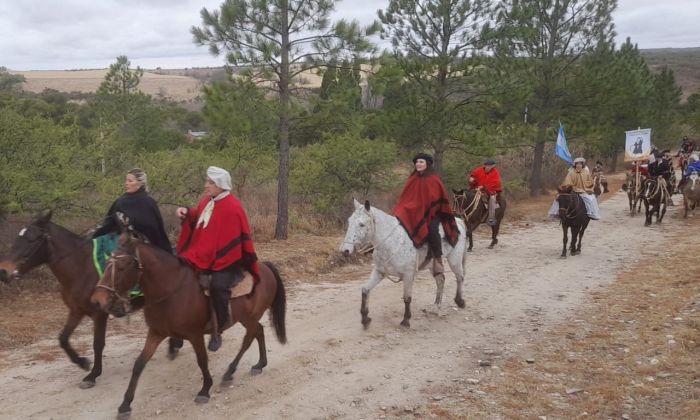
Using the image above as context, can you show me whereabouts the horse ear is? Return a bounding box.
[353,198,362,210]
[35,209,53,226]
[364,200,371,212]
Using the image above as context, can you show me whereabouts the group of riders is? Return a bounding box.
[626,135,700,199]
[96,136,696,350]
[98,156,505,351]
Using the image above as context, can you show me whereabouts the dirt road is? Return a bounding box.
[0,189,688,419]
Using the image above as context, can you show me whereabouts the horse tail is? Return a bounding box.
[263,261,287,344]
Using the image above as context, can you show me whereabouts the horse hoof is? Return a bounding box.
[194,394,210,404]
[400,320,410,328]
[79,380,96,389]
[455,297,465,309]
[250,367,263,376]
[467,248,473,252]
[77,357,91,372]
[221,378,233,388]
[560,255,566,259]
[361,317,372,329]
[488,245,494,249]
[116,410,131,420]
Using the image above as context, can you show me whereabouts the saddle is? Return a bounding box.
[199,270,255,299]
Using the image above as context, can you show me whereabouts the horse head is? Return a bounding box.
[0,210,53,283]
[642,178,657,199]
[556,186,575,217]
[90,231,142,314]
[339,199,375,257]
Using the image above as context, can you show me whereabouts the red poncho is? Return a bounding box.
[177,194,259,279]
[469,167,503,195]
[393,171,459,248]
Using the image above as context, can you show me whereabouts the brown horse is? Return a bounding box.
[0,211,186,389]
[91,232,287,419]
[622,172,644,216]
[452,189,506,251]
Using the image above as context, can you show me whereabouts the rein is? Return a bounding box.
[453,189,483,222]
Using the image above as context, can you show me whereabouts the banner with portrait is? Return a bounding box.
[624,128,652,162]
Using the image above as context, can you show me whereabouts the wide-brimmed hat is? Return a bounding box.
[484,159,496,166]
[573,157,586,164]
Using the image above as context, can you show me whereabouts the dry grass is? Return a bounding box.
[432,220,700,419]
[15,69,202,101]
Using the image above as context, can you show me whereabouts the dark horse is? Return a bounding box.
[0,212,105,386]
[555,187,590,258]
[91,232,287,419]
[452,189,506,251]
[0,211,183,389]
[642,177,669,226]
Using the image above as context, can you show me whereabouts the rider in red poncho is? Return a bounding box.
[393,153,459,277]
[176,166,259,352]
[468,159,503,226]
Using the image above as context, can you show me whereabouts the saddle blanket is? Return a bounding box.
[202,270,255,299]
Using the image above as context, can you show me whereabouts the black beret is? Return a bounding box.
[412,153,433,165]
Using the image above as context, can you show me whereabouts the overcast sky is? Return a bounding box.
[1,0,698,71]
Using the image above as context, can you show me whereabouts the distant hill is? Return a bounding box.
[15,69,203,102]
[641,47,700,100]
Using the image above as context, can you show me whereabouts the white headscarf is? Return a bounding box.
[197,166,232,229]
[206,166,232,191]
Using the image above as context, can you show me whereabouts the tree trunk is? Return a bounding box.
[274,5,291,240]
[433,142,445,175]
[529,120,548,196]
[611,150,618,172]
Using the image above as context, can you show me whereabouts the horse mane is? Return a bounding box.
[48,221,91,244]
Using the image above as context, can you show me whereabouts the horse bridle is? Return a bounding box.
[557,192,582,220]
[96,248,143,305]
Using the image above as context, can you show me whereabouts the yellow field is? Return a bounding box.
[15,69,203,101]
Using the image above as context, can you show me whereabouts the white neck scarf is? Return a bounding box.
[197,191,230,229]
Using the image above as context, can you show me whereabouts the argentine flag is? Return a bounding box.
[555,125,573,165]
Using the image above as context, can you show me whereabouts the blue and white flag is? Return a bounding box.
[555,125,573,165]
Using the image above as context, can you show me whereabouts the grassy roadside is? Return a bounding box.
[432,220,700,419]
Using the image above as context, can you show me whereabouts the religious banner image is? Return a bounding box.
[624,128,652,162]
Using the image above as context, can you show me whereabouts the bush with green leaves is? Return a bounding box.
[291,133,397,217]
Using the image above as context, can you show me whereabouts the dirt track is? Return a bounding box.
[0,188,690,419]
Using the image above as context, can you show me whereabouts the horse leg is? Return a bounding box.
[360,269,383,329]
[167,337,184,360]
[658,201,667,224]
[570,225,580,255]
[79,311,108,388]
[488,223,498,249]
[644,200,651,226]
[117,329,165,419]
[576,225,586,253]
[448,252,465,309]
[400,274,415,328]
[684,197,689,218]
[190,334,213,404]
[221,322,266,386]
[561,225,568,258]
[467,230,473,252]
[59,310,91,372]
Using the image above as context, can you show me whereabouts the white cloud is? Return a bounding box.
[0,0,697,70]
